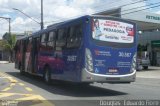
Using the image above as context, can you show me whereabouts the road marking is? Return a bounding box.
[19,83,25,86]
[0,93,32,95]
[0,77,12,79]
[15,95,54,106]
[0,93,15,98]
[0,81,16,92]
[0,93,38,99]
[31,103,53,106]
[31,100,55,106]
[8,78,18,83]
[25,87,33,92]
[15,95,45,100]
[0,73,16,92]
[0,72,10,77]
[0,92,54,105]
[10,83,16,87]
[1,87,11,92]
[0,72,18,83]
[0,72,54,106]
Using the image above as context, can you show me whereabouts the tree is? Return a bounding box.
[0,34,16,62]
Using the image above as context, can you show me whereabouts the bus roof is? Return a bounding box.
[32,15,90,36]
[17,15,90,40]
[17,15,135,40]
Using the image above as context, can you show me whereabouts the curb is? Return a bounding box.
[0,61,9,64]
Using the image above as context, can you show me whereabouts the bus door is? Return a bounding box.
[25,37,32,73]
[15,40,20,69]
[21,39,27,71]
[64,24,82,79]
[54,29,66,74]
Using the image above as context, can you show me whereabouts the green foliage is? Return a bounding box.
[0,34,16,51]
[0,34,16,62]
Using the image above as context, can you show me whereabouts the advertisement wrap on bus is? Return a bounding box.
[92,19,134,43]
[15,15,137,84]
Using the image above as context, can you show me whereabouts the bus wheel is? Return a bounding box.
[44,67,51,84]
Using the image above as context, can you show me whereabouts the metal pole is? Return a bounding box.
[41,0,44,29]
[0,17,11,61]
[0,17,11,37]
[9,18,11,37]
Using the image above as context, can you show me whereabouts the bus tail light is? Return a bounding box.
[131,53,136,72]
[85,48,93,72]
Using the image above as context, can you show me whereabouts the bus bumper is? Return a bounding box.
[81,69,136,83]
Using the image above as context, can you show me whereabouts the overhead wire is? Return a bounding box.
[93,0,146,10]
[121,4,160,15]
[19,0,148,25]
[107,1,160,16]
[43,0,150,24]
[46,1,160,25]
[4,0,160,31]
[0,19,5,22]
[93,0,148,14]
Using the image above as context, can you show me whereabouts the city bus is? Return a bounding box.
[15,15,137,84]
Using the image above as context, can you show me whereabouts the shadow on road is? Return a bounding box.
[6,72,127,97]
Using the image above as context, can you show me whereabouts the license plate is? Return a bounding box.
[106,77,120,80]
[108,69,118,73]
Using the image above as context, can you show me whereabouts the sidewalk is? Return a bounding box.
[136,66,160,79]
[0,61,9,64]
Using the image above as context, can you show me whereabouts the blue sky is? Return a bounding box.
[0,0,160,39]
[146,0,160,12]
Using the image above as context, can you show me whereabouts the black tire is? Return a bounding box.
[143,66,148,70]
[44,67,51,84]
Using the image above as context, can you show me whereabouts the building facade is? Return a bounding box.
[95,7,160,66]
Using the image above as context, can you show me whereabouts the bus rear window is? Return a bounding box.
[92,19,135,44]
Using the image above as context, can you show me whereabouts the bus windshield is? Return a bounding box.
[92,18,135,44]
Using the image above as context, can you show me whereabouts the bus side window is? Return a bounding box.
[56,28,67,47]
[41,33,47,47]
[75,25,82,47]
[25,38,28,51]
[36,37,40,53]
[47,31,56,49]
[67,27,75,48]
[67,24,82,48]
[28,37,32,52]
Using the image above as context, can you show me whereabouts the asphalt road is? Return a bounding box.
[0,63,160,106]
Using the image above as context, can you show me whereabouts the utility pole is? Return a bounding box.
[41,0,44,29]
[0,17,11,61]
[8,18,11,37]
[0,17,11,37]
